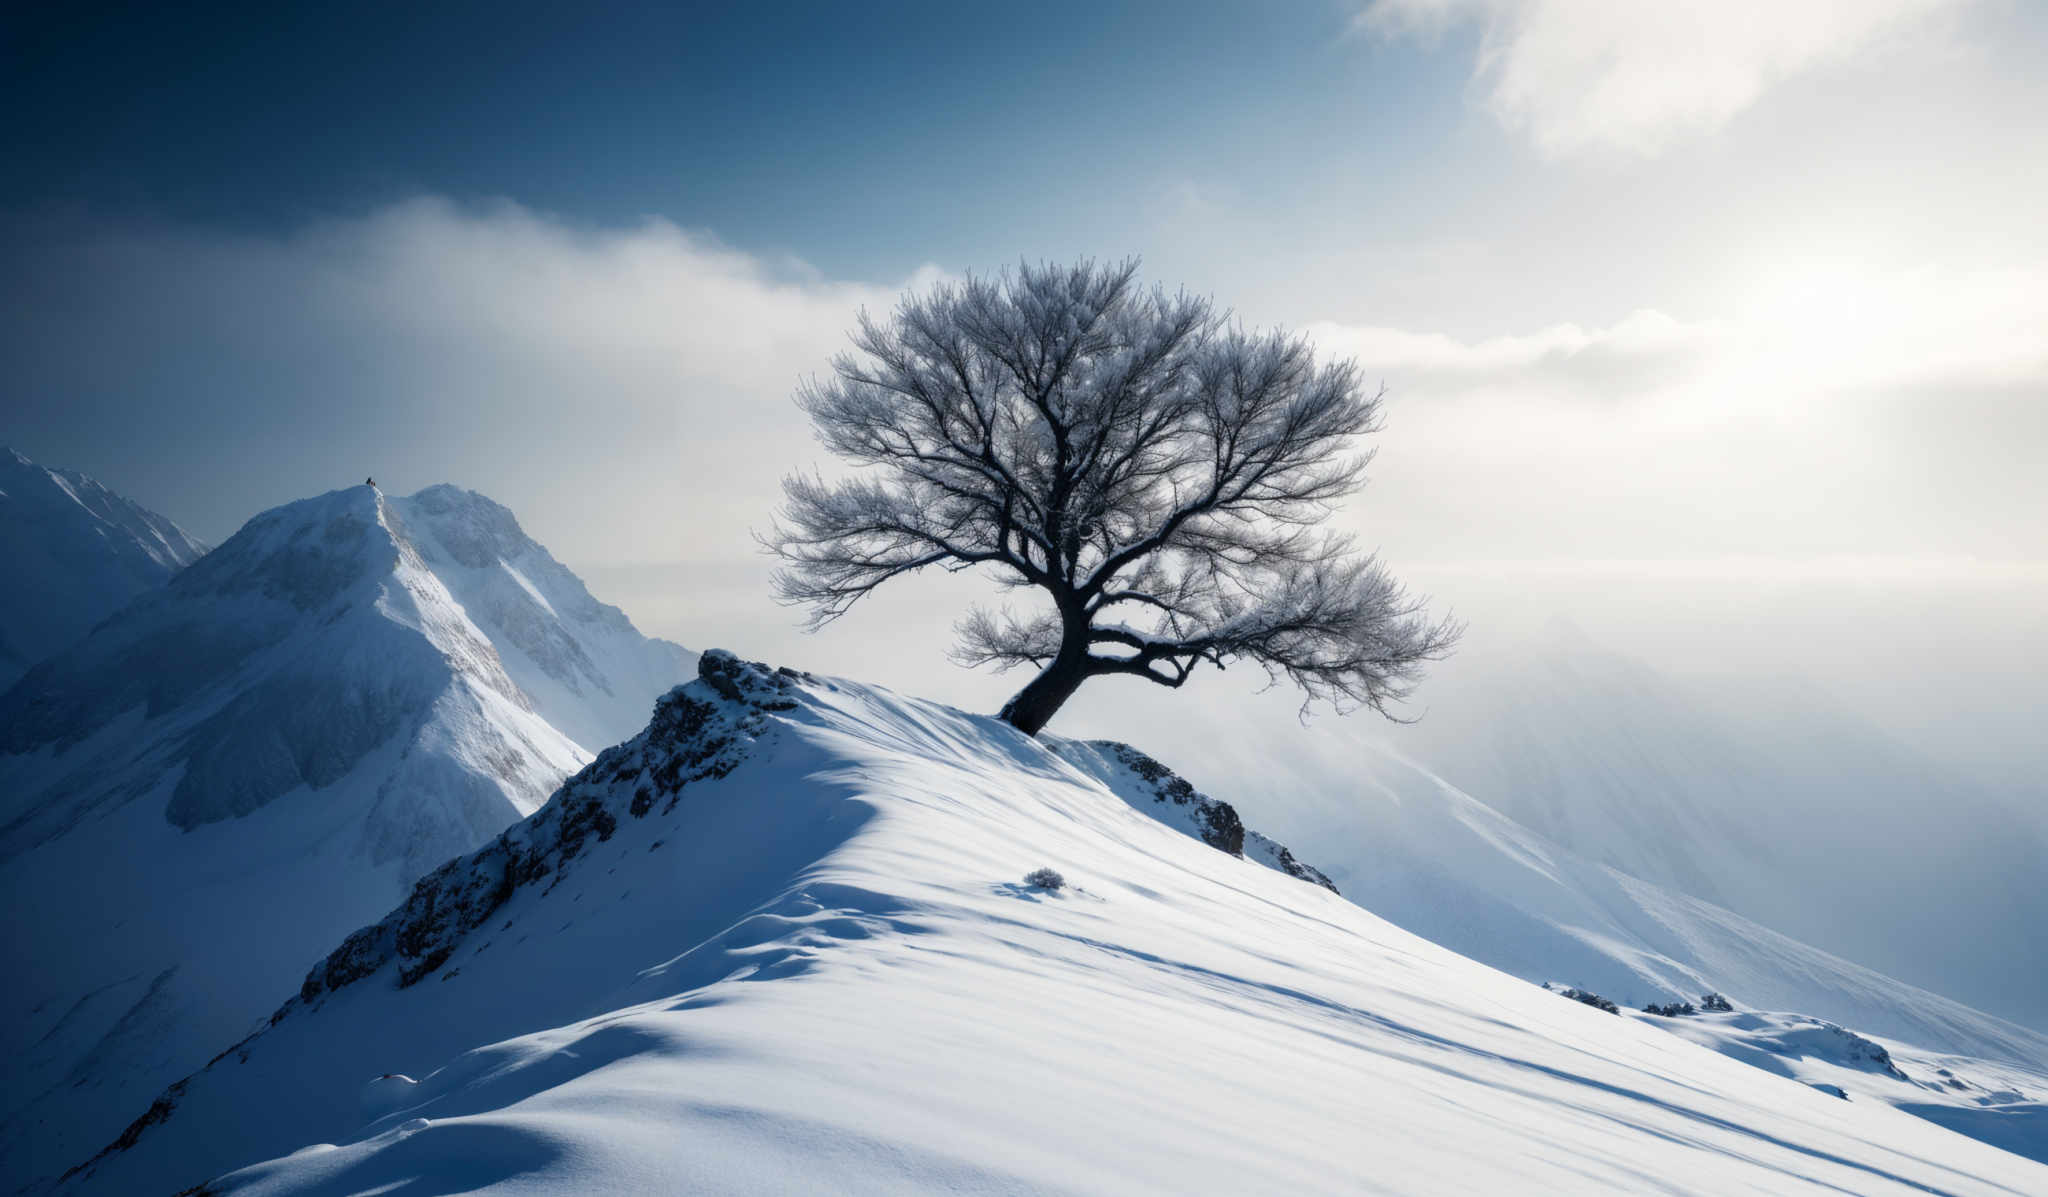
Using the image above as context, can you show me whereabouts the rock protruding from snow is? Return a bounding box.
[1632,1003,2048,1162]
[0,448,208,687]
[1054,740,1339,893]
[299,651,794,1005]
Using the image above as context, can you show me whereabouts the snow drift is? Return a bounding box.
[60,653,2048,1195]
[0,483,690,1191]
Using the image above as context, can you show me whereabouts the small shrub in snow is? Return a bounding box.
[1024,867,1066,892]
[1643,1001,1699,1018]
[1558,987,1620,1014]
[1700,992,1734,1013]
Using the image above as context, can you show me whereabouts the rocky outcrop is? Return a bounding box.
[296,650,798,1003]
[1071,741,1340,894]
[67,651,800,1189]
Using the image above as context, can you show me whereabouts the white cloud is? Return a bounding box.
[4,198,938,571]
[7,203,2041,710]
[1308,308,1727,397]
[1360,0,1969,154]
[1306,260,2048,575]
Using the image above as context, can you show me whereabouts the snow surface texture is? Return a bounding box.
[0,483,690,1192]
[61,653,2048,1195]
[1388,630,2048,1028]
[1637,1006,2048,1167]
[0,447,208,687]
[1250,739,2048,1077]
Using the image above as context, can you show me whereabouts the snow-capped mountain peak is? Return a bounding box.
[0,447,209,686]
[389,483,694,754]
[0,481,691,1192]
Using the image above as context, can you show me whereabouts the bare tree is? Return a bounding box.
[766,259,1460,736]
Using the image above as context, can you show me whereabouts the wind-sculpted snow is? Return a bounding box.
[1639,1005,2048,1166]
[0,448,209,687]
[55,656,2048,1195]
[0,483,690,1193]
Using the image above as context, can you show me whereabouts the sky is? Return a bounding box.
[3,0,2044,785]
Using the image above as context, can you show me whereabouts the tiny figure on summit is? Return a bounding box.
[366,476,377,488]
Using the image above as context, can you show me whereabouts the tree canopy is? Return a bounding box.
[768,259,1458,735]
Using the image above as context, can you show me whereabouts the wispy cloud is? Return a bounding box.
[1358,0,1969,155]
[3,198,939,565]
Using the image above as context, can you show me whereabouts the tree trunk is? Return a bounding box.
[997,649,1091,736]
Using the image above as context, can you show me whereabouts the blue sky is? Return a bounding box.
[4,1,2045,770]
[5,2,1467,278]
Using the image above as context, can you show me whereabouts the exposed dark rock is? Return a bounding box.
[1552,985,1621,1014]
[295,649,795,1004]
[1808,1020,1910,1081]
[1077,741,1340,894]
[1091,742,1245,855]
[1249,832,1341,893]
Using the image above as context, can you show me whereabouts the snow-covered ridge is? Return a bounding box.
[0,447,208,687]
[56,653,2048,1195]
[299,651,797,1005]
[1051,739,1339,892]
[391,484,694,755]
[2,483,689,852]
[0,482,690,1194]
[288,655,1332,1017]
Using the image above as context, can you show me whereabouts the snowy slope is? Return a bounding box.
[1385,630,2048,1028]
[0,484,690,1192]
[1201,735,2048,1077]
[0,447,209,686]
[1636,1006,2048,1167]
[60,654,2048,1195]
[393,484,695,757]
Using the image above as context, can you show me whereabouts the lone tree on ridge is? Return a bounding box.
[766,259,1460,736]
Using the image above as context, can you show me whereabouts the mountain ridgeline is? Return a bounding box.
[56,652,2048,1196]
[0,482,691,1192]
[0,448,209,687]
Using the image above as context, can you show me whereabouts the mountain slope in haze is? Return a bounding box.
[62,654,2047,1196]
[1213,732,2048,1077]
[1641,1006,2048,1166]
[1386,627,2048,1030]
[0,447,209,686]
[0,483,691,1193]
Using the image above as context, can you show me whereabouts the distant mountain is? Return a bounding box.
[1384,629,2048,1030]
[1265,741,2048,1073]
[56,654,2045,1196]
[0,483,692,1191]
[0,448,209,686]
